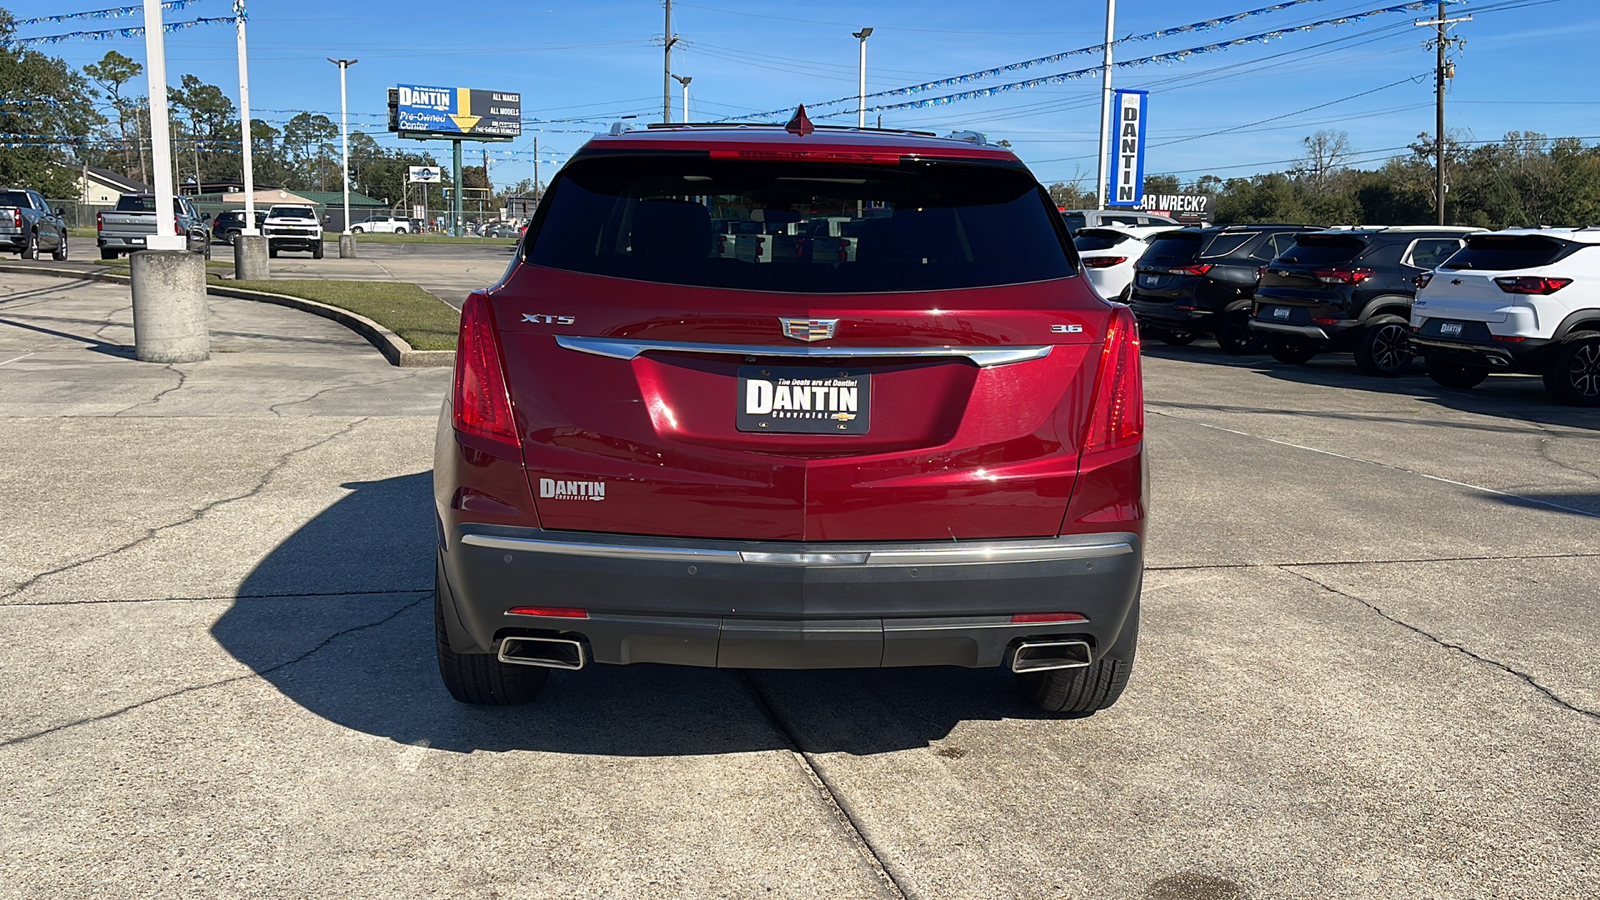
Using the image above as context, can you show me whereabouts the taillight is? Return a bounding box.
[1082,306,1143,453]
[15,209,24,229]
[1493,335,1528,343]
[173,216,182,236]
[1313,267,1374,285]
[1494,276,1571,295]
[1311,317,1340,326]
[1414,271,1434,290]
[95,211,103,232]
[1166,263,1213,276]
[1010,612,1088,624]
[452,293,520,448]
[507,606,588,618]
[1082,256,1127,269]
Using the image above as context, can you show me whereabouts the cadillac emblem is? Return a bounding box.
[780,317,839,342]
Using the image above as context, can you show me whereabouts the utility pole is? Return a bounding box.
[1095,0,1116,209]
[662,0,677,124]
[532,137,539,203]
[1417,1,1470,225]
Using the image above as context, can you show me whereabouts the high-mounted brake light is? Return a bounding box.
[1082,306,1143,454]
[1313,267,1374,285]
[1494,276,1571,295]
[708,149,903,163]
[1166,263,1213,276]
[1082,256,1127,269]
[453,293,521,448]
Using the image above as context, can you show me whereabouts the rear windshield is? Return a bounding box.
[1200,233,1254,258]
[525,156,1076,293]
[114,196,186,214]
[1142,233,1203,263]
[1073,231,1129,252]
[0,190,30,207]
[1061,212,1087,233]
[1440,235,1572,271]
[1278,234,1367,266]
[272,207,315,219]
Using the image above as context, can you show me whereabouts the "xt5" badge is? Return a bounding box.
[522,314,575,325]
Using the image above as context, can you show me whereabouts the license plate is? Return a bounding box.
[129,237,144,245]
[737,366,870,434]
[1271,307,1291,319]
[1138,274,1158,287]
[1440,321,1463,336]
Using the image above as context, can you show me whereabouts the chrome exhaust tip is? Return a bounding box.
[1009,639,1093,673]
[498,635,587,670]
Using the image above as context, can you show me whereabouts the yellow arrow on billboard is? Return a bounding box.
[449,88,481,133]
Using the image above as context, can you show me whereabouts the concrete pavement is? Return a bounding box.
[1,270,1597,898]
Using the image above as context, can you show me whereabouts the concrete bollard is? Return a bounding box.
[339,233,357,259]
[234,234,269,281]
[130,250,209,363]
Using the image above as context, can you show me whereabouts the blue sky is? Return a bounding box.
[12,0,1600,192]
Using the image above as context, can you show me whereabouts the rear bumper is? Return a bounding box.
[1410,334,1552,370]
[439,526,1143,670]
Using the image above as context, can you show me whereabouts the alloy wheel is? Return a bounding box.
[1371,324,1410,371]
[1570,343,1600,398]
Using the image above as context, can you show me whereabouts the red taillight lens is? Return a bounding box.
[174,215,182,236]
[1082,306,1143,453]
[95,211,103,232]
[452,293,520,448]
[1082,256,1127,269]
[1166,263,1213,276]
[1312,267,1374,285]
[1493,335,1528,343]
[1494,276,1572,295]
[15,209,24,229]
[1414,271,1435,290]
[1311,317,1340,326]
[1010,612,1088,624]
[507,606,588,618]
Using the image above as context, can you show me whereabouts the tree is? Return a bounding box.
[0,12,104,196]
[1291,130,1355,195]
[168,73,236,189]
[82,50,142,182]
[281,112,337,190]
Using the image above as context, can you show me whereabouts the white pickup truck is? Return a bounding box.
[263,204,324,259]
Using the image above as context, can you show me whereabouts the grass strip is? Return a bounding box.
[225,279,460,351]
[322,232,515,246]
[94,258,235,270]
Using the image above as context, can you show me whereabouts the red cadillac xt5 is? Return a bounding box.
[433,118,1146,714]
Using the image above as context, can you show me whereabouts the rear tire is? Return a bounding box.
[1268,340,1318,365]
[1425,358,1489,390]
[52,231,68,261]
[395,227,407,235]
[21,231,37,260]
[1215,309,1264,355]
[435,556,548,705]
[1354,317,1413,376]
[1543,332,1600,407]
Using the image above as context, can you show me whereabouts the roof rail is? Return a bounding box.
[945,130,989,146]
[639,121,940,137]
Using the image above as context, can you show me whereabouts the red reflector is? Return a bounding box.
[507,606,589,619]
[1494,276,1572,295]
[453,293,521,448]
[1311,317,1339,326]
[1082,305,1143,453]
[1011,612,1088,624]
[1493,335,1528,343]
[709,149,903,163]
[95,211,102,232]
[1166,263,1213,276]
[1313,267,1373,285]
[1082,256,1128,269]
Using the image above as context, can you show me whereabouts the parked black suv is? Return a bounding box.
[1249,227,1480,374]
[1128,224,1318,353]
[211,209,268,245]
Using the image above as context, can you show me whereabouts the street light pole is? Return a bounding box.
[327,58,357,239]
[233,0,256,235]
[853,27,873,128]
[672,73,692,123]
[1095,0,1115,209]
[141,0,182,251]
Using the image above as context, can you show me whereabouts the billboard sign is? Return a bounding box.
[394,85,521,139]
[1140,192,1216,224]
[408,165,442,184]
[1107,89,1148,207]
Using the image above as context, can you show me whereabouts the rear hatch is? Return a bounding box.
[494,152,1110,543]
[1132,231,1205,303]
[1255,232,1370,322]
[1417,234,1575,324]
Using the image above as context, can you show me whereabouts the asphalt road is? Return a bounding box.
[1,269,1597,899]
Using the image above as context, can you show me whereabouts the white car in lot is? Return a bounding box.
[1410,228,1600,405]
[1073,224,1184,302]
[350,215,411,234]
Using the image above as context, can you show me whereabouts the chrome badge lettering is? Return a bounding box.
[780,317,839,342]
[523,314,576,325]
[1050,324,1084,333]
[538,478,606,501]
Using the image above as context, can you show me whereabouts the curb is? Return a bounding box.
[0,262,455,369]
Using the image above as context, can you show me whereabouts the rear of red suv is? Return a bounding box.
[434,124,1146,713]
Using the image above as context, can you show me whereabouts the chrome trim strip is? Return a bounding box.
[463,533,1131,567]
[554,335,1052,368]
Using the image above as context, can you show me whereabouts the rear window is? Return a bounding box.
[113,196,187,214]
[0,190,30,207]
[1073,231,1130,252]
[1441,235,1573,271]
[1061,212,1087,233]
[1278,234,1367,266]
[1200,232,1255,258]
[1142,233,1203,263]
[273,207,315,219]
[525,156,1075,293]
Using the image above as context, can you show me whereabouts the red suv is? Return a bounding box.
[434,120,1147,714]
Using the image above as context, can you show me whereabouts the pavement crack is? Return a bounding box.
[0,417,370,604]
[0,594,426,749]
[1284,568,1600,724]
[267,373,421,416]
[111,363,187,416]
[737,671,915,900]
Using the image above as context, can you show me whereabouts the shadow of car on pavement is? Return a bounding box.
[213,472,1051,756]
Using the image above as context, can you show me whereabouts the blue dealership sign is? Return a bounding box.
[1108,89,1148,207]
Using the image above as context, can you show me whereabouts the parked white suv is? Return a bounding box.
[1410,228,1600,405]
[1073,224,1183,302]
